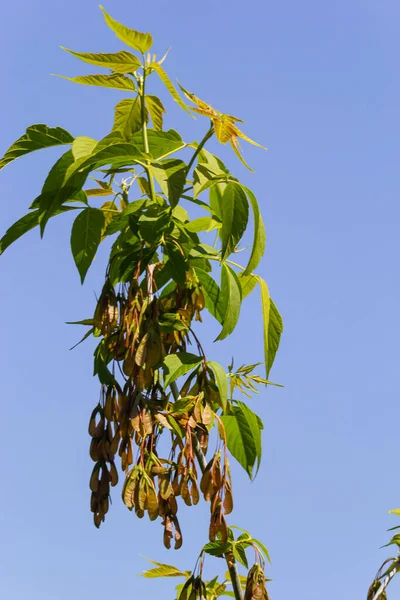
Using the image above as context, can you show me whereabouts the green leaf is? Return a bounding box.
[215,264,242,341]
[70,208,105,283]
[138,208,170,242]
[141,558,189,579]
[152,158,187,207]
[112,97,143,140]
[209,183,225,220]
[93,339,114,385]
[252,538,271,564]
[193,163,227,199]
[165,242,188,286]
[207,361,228,411]
[186,217,220,233]
[100,6,153,53]
[149,63,192,115]
[162,352,203,388]
[66,318,94,326]
[240,185,266,275]
[131,129,185,160]
[0,206,75,254]
[37,150,89,234]
[258,277,283,377]
[202,541,231,557]
[195,267,224,324]
[65,143,145,181]
[232,543,249,568]
[61,47,141,72]
[145,95,166,131]
[221,400,262,478]
[238,273,258,299]
[0,124,74,171]
[55,73,136,91]
[72,136,97,160]
[220,182,249,261]
[105,199,147,235]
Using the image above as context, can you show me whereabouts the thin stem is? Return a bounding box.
[139,66,157,203]
[226,259,246,271]
[372,564,399,600]
[186,123,215,175]
[169,380,243,600]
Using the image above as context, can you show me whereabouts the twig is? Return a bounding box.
[169,380,244,600]
[372,564,399,600]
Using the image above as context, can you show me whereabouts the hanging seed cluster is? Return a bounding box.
[244,564,270,600]
[87,268,232,548]
[200,450,233,543]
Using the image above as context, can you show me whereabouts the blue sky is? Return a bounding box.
[1,1,400,598]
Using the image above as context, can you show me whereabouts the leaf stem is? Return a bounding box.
[186,123,215,175]
[226,259,246,271]
[372,563,399,600]
[169,380,244,600]
[139,65,157,203]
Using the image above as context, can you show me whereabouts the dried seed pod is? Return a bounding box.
[181,475,192,507]
[163,515,173,549]
[244,564,268,600]
[109,461,118,487]
[168,494,178,516]
[142,409,153,436]
[88,406,102,438]
[223,480,233,515]
[200,458,213,497]
[146,480,159,521]
[190,477,200,506]
[109,427,121,455]
[122,467,139,510]
[89,438,102,462]
[89,462,102,493]
[172,515,183,550]
[158,474,173,500]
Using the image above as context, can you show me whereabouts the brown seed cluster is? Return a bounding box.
[244,564,270,600]
[86,268,232,547]
[200,450,233,543]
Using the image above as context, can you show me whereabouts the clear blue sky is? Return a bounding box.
[1,1,399,598]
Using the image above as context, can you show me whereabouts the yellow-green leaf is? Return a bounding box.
[55,73,136,91]
[145,95,166,131]
[239,185,266,275]
[0,124,74,172]
[220,182,249,261]
[72,136,97,160]
[258,277,283,378]
[141,558,190,579]
[100,6,153,53]
[207,361,228,411]
[238,273,258,299]
[112,97,143,140]
[221,401,263,478]
[149,63,192,116]
[162,352,202,389]
[61,47,141,72]
[185,217,221,233]
[215,264,242,341]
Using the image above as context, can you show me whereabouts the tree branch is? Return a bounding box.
[169,380,244,600]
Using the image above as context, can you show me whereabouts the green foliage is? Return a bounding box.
[0,8,283,600]
[162,352,203,388]
[221,401,263,478]
[55,73,137,91]
[70,208,105,283]
[61,48,142,72]
[0,124,73,171]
